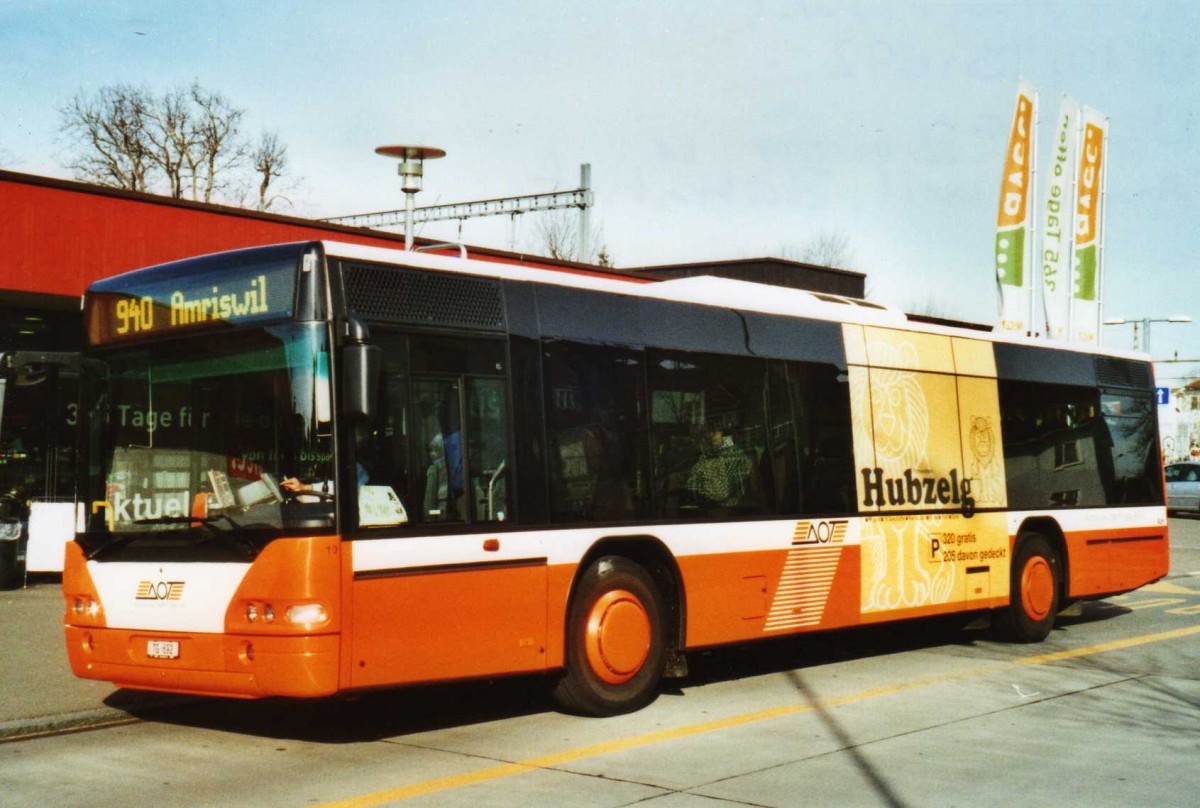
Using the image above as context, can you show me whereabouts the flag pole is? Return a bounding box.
[1029,90,1040,337]
[1096,118,1110,347]
[1067,109,1083,342]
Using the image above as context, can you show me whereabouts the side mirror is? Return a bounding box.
[342,342,381,421]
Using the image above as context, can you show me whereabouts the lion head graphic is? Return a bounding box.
[970,416,995,465]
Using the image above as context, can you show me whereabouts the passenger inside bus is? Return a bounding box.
[685,420,755,512]
[422,393,464,521]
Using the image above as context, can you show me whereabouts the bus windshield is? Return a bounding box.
[80,322,335,559]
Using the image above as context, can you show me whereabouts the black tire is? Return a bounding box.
[996,533,1062,643]
[552,556,666,717]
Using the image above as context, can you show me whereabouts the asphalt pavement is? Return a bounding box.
[0,576,192,741]
[2,519,1199,743]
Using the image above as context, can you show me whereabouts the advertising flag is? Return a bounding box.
[1041,96,1077,341]
[995,82,1037,334]
[1071,108,1108,344]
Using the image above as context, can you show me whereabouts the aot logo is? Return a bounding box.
[135,581,185,601]
[793,519,848,546]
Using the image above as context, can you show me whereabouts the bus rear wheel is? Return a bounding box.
[552,556,666,716]
[997,533,1061,643]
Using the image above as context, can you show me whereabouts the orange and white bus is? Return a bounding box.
[45,240,1167,715]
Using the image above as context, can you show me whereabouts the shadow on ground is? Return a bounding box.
[112,600,1143,744]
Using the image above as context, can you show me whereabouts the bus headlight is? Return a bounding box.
[245,602,275,623]
[285,603,327,627]
[236,600,326,631]
[73,597,100,616]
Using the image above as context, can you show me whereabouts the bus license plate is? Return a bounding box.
[147,640,180,659]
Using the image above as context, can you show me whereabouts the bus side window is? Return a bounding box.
[647,350,769,519]
[797,362,855,515]
[543,340,648,523]
[1099,390,1161,505]
[356,333,514,529]
[766,361,801,515]
[354,331,415,527]
[408,335,511,525]
[414,380,464,522]
[465,378,509,521]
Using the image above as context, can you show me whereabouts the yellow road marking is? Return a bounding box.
[1017,624,1200,665]
[1140,581,1199,596]
[315,674,971,808]
[1120,598,1186,611]
[319,624,1200,806]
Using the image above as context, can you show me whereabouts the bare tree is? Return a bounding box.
[779,229,854,269]
[59,81,288,208]
[251,130,289,211]
[532,209,576,261]
[60,84,154,192]
[190,85,244,203]
[529,208,611,265]
[143,86,194,199]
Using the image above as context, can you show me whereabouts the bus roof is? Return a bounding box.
[320,240,1150,362]
[87,239,1148,363]
[322,241,908,326]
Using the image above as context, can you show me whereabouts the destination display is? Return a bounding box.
[84,257,298,345]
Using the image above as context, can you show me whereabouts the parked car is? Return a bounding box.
[1165,462,1200,515]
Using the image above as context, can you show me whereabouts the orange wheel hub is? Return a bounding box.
[1021,556,1055,621]
[584,589,651,685]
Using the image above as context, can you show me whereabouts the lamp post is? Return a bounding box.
[374,145,446,250]
[327,157,594,258]
[1102,315,1192,353]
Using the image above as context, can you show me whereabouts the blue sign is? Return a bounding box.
[1156,387,1170,406]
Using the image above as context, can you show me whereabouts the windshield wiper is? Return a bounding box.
[85,535,136,560]
[133,514,255,549]
[131,514,242,531]
[86,514,257,559]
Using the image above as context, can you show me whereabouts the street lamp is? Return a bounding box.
[1102,315,1192,353]
[374,144,446,250]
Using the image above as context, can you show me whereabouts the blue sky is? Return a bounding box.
[3,0,1198,369]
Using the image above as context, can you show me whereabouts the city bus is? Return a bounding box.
[39,240,1167,716]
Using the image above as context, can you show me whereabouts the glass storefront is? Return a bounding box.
[0,302,81,581]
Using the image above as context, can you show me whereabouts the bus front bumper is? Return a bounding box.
[64,625,340,699]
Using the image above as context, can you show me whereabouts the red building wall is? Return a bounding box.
[0,170,629,299]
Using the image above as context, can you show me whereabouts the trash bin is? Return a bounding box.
[0,520,19,590]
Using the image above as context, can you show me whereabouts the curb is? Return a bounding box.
[0,707,141,743]
[0,694,204,743]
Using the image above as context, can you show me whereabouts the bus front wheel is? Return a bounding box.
[552,556,666,716]
[997,533,1061,643]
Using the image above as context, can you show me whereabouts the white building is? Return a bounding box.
[1161,380,1200,463]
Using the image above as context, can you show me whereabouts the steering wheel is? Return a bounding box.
[297,489,336,502]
